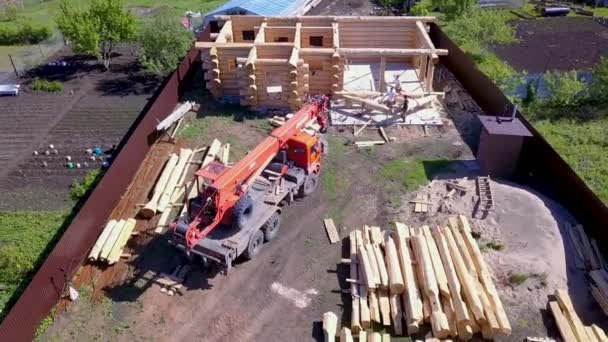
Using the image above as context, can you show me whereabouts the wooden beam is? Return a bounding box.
[195,42,254,48]
[295,22,302,49]
[323,311,338,342]
[549,301,577,342]
[323,218,340,244]
[215,20,233,43]
[394,222,423,331]
[288,47,299,68]
[379,56,386,92]
[338,48,448,57]
[555,289,591,341]
[299,47,335,55]
[416,21,438,60]
[332,22,339,49]
[254,22,266,44]
[246,46,257,70]
[213,15,437,23]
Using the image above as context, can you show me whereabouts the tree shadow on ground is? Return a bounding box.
[95,73,160,96]
[23,54,100,83]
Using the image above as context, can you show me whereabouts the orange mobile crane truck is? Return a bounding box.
[170,96,329,271]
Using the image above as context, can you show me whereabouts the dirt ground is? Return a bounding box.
[0,45,160,211]
[39,64,607,341]
[493,17,608,73]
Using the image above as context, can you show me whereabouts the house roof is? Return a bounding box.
[206,0,302,17]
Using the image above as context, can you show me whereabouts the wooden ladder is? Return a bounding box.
[477,176,494,212]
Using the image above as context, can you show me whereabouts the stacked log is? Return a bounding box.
[205,47,222,98]
[549,289,608,342]
[330,52,342,94]
[88,218,136,265]
[342,215,511,340]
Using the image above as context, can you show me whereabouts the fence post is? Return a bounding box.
[8,54,19,79]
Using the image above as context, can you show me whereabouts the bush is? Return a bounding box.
[2,4,18,22]
[70,170,103,202]
[431,0,476,20]
[31,78,63,92]
[590,57,608,104]
[0,23,51,45]
[443,9,517,51]
[544,70,586,107]
[411,0,432,15]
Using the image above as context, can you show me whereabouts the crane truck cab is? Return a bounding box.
[169,96,328,272]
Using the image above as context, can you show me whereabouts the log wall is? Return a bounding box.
[301,28,334,48]
[339,22,416,49]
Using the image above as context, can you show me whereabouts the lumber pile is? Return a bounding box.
[564,221,608,318]
[88,218,137,264]
[549,289,608,342]
[344,215,511,340]
[156,264,191,296]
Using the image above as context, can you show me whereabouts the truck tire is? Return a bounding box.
[232,193,254,231]
[298,173,318,198]
[243,229,264,260]
[262,211,281,241]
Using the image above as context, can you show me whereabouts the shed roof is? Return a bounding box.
[478,115,533,137]
[206,0,302,17]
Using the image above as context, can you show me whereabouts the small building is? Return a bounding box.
[196,15,447,110]
[203,0,322,32]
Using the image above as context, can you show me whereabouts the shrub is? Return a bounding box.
[590,57,608,104]
[432,0,476,20]
[70,170,103,202]
[544,70,586,107]
[411,0,432,15]
[31,78,63,92]
[2,4,18,22]
[443,9,517,51]
[0,23,51,45]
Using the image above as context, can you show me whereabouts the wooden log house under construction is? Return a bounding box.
[196,15,448,111]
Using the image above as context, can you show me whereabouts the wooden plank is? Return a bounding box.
[356,232,371,329]
[349,231,362,334]
[442,225,485,322]
[416,21,438,59]
[587,326,600,342]
[365,244,381,287]
[549,301,577,342]
[591,239,608,270]
[88,220,117,261]
[422,225,449,298]
[448,217,477,278]
[323,311,338,342]
[323,218,340,244]
[575,224,601,269]
[157,149,193,213]
[555,289,590,342]
[221,143,230,164]
[369,289,381,323]
[384,233,405,294]
[140,154,179,218]
[378,288,391,326]
[373,244,389,288]
[459,215,511,335]
[394,222,423,331]
[566,222,586,269]
[106,218,137,264]
[359,243,377,289]
[389,292,404,335]
[340,327,353,342]
[98,220,126,262]
[592,324,608,341]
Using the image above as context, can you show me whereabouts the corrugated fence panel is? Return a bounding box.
[429,23,608,243]
[0,28,209,342]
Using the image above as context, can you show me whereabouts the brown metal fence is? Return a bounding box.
[0,28,209,342]
[429,24,608,243]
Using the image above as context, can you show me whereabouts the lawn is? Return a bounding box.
[532,115,608,204]
[0,0,227,31]
[0,210,70,319]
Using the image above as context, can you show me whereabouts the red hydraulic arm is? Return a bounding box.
[179,96,328,248]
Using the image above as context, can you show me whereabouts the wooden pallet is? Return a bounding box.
[413,194,430,213]
[476,176,494,212]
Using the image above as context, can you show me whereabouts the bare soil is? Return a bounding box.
[0,45,161,211]
[493,17,608,72]
[41,66,604,341]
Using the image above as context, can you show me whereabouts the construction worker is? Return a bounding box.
[401,93,409,122]
[383,87,398,109]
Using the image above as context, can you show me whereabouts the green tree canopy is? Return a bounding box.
[56,0,136,69]
[138,12,194,75]
[432,0,476,19]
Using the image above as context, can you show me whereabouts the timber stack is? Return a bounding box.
[549,289,608,342]
[343,215,511,340]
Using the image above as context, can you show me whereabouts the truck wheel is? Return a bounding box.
[243,229,264,260]
[232,193,254,231]
[262,212,281,241]
[298,173,318,198]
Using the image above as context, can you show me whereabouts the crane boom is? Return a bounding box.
[179,96,328,248]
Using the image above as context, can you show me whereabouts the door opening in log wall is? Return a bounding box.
[196,15,447,110]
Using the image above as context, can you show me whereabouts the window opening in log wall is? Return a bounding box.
[242,30,255,41]
[309,36,323,47]
[275,37,289,42]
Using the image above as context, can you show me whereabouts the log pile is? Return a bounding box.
[565,222,608,318]
[88,218,136,264]
[345,215,511,340]
[549,289,608,342]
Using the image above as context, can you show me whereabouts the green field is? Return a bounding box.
[0,0,227,30]
[532,114,608,204]
[0,210,70,319]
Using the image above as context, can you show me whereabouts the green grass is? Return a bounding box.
[508,273,529,286]
[531,116,608,205]
[378,159,453,206]
[0,210,70,319]
[485,240,505,251]
[0,0,227,31]
[322,135,351,222]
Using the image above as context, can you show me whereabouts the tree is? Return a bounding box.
[590,57,608,104]
[56,0,136,69]
[138,12,194,75]
[432,0,476,20]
